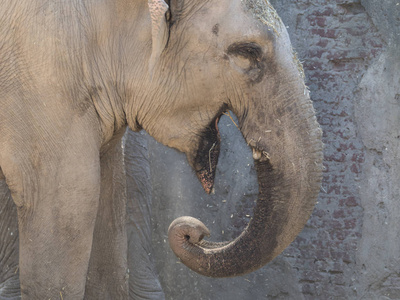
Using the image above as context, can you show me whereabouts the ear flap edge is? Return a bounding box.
[148,0,170,75]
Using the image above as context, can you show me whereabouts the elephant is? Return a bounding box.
[0,0,323,299]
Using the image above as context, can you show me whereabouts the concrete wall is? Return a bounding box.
[354,1,400,297]
[126,0,400,298]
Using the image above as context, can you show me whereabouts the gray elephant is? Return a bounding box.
[0,0,323,299]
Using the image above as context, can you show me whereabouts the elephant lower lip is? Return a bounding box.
[194,112,224,194]
[197,169,214,194]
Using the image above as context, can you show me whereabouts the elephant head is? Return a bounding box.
[138,0,323,277]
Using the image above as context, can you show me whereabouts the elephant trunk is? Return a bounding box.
[168,52,323,277]
[168,159,290,277]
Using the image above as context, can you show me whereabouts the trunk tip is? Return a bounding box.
[168,216,210,246]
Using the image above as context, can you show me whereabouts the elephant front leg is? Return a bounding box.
[16,165,100,299]
[125,129,165,300]
[85,130,129,299]
[2,135,102,299]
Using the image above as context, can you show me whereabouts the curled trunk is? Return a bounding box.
[168,98,323,277]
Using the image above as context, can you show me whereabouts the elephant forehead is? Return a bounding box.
[241,0,283,35]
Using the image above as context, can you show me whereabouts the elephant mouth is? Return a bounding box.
[194,114,222,194]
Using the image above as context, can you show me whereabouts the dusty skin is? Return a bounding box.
[0,0,322,299]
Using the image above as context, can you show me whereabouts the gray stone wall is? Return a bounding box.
[354,1,400,297]
[127,0,400,299]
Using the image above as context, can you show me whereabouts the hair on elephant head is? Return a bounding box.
[142,0,323,277]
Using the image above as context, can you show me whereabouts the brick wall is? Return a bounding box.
[269,0,384,298]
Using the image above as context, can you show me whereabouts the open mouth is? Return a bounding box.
[194,114,223,194]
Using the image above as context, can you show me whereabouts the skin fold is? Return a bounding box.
[0,0,323,299]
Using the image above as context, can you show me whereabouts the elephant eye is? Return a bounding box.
[227,42,263,66]
[230,54,252,70]
[227,42,265,83]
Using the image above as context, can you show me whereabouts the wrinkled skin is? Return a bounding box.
[0,180,20,300]
[0,0,323,299]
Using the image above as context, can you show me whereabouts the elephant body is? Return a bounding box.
[0,0,323,299]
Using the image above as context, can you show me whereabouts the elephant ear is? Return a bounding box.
[148,0,170,74]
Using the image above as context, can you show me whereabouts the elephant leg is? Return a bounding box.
[85,129,129,299]
[125,129,165,300]
[0,111,105,299]
[0,180,20,300]
[2,142,101,299]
